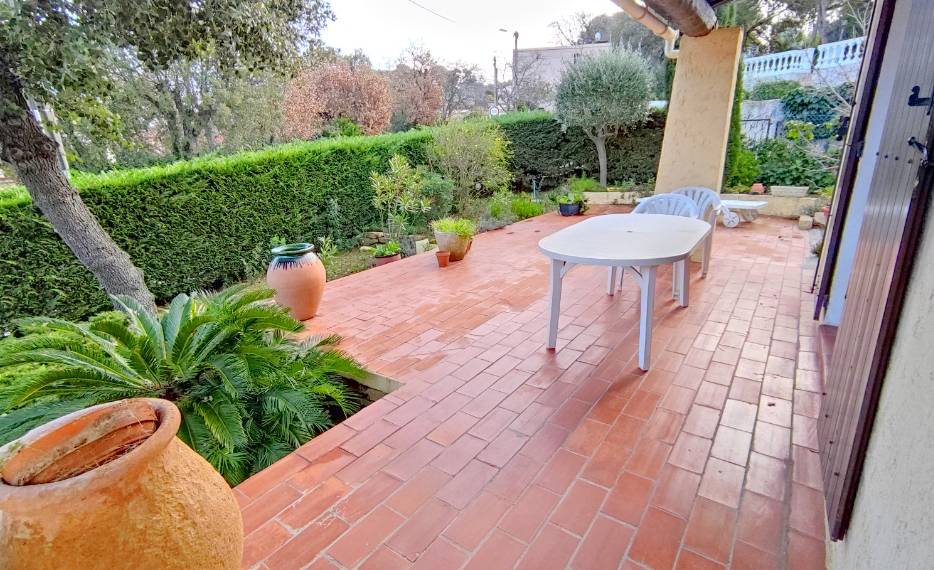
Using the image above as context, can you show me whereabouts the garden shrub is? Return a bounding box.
[510,194,545,219]
[495,110,665,188]
[781,85,850,139]
[752,138,836,189]
[0,130,431,328]
[747,80,800,101]
[568,176,603,193]
[429,120,512,210]
[2,111,663,326]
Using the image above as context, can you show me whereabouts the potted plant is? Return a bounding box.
[569,176,618,205]
[432,217,477,261]
[365,241,402,266]
[557,191,586,216]
[0,399,243,568]
[267,242,326,320]
[436,250,451,267]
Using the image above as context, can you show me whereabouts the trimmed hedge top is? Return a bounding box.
[0,114,664,326]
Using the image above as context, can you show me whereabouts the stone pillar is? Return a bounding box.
[654,28,744,195]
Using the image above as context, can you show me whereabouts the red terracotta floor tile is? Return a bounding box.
[683,498,737,563]
[267,515,349,570]
[443,491,510,550]
[572,515,634,569]
[242,520,292,568]
[675,549,725,569]
[697,457,745,508]
[602,471,654,525]
[499,485,561,542]
[516,523,579,570]
[790,483,827,539]
[792,445,823,490]
[788,531,827,570]
[386,467,451,516]
[745,452,787,501]
[736,491,784,554]
[564,418,611,457]
[431,433,488,475]
[695,382,729,410]
[413,538,468,569]
[386,499,459,562]
[437,459,498,509]
[463,530,526,570]
[651,464,702,519]
[239,214,825,569]
[710,425,752,467]
[327,506,405,567]
[336,471,404,522]
[683,405,721,439]
[731,541,779,570]
[668,432,713,474]
[549,480,607,535]
[629,508,687,569]
[359,546,412,570]
[752,421,791,460]
[537,448,587,493]
[720,399,757,432]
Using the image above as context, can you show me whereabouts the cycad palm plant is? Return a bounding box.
[0,285,364,485]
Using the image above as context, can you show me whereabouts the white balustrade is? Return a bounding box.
[744,37,865,87]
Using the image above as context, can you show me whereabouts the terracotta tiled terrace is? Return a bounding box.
[236,207,827,570]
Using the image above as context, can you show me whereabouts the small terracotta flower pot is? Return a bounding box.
[436,250,451,267]
[750,182,765,194]
[373,253,402,267]
[0,398,243,568]
[267,243,326,320]
[434,230,472,261]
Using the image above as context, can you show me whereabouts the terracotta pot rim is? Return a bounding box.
[271,242,315,257]
[0,398,180,504]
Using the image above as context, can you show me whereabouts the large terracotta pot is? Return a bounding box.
[434,230,472,261]
[266,242,326,320]
[0,398,243,569]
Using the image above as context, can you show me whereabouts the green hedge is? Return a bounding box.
[1,111,666,326]
[0,131,431,326]
[496,110,665,187]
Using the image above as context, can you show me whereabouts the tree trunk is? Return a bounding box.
[0,71,157,314]
[585,130,609,187]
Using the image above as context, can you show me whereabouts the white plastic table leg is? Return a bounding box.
[617,265,624,290]
[547,259,564,349]
[702,216,714,277]
[607,266,618,296]
[671,262,679,299]
[677,259,690,307]
[638,265,657,371]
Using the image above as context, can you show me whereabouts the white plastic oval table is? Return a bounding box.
[538,214,711,370]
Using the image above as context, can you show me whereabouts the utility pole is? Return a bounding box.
[512,31,519,111]
[493,56,499,111]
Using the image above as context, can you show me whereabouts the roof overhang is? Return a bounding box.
[643,0,718,37]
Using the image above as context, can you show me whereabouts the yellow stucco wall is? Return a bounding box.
[654,28,743,194]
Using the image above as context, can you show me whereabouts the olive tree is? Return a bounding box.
[0,1,331,313]
[555,50,654,186]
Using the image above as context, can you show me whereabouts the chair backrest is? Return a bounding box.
[673,186,721,223]
[633,193,699,218]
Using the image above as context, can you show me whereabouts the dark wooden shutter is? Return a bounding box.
[819,0,934,540]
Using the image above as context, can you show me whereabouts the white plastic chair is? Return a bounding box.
[609,194,699,296]
[673,186,721,277]
[632,193,699,217]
